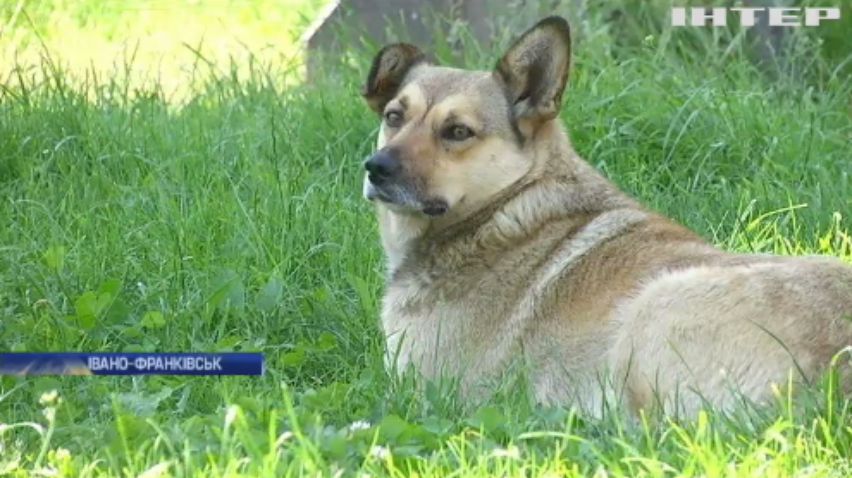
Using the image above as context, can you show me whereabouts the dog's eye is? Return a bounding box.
[384,111,404,127]
[443,125,475,142]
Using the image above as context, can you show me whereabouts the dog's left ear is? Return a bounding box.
[362,43,427,114]
[494,16,572,125]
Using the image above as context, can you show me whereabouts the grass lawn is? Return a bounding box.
[2,2,852,477]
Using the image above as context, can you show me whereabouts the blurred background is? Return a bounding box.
[3,0,851,100]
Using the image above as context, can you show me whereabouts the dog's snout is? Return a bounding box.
[364,150,401,184]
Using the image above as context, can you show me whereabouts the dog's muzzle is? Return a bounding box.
[362,150,449,217]
[364,150,401,187]
[363,149,403,204]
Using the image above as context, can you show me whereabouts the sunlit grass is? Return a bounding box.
[1,0,325,101]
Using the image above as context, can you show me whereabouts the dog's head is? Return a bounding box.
[360,16,572,218]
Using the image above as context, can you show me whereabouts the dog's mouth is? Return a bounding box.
[417,198,449,217]
[363,177,448,217]
[363,180,390,202]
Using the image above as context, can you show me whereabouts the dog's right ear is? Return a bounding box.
[494,16,572,127]
[361,43,426,114]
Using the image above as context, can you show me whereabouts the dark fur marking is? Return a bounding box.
[363,43,426,114]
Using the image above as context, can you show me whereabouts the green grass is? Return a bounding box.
[2,2,852,477]
[1,0,325,100]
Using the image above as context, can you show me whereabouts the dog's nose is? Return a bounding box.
[364,150,400,185]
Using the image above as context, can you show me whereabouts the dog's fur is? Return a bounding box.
[359,16,852,418]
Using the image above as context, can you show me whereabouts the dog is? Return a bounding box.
[359,15,852,419]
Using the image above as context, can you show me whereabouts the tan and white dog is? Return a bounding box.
[359,15,852,418]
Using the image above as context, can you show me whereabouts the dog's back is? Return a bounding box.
[359,16,852,418]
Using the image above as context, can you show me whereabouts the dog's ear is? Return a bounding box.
[494,16,572,125]
[362,43,426,114]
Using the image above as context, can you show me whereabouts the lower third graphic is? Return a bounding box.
[0,352,264,376]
